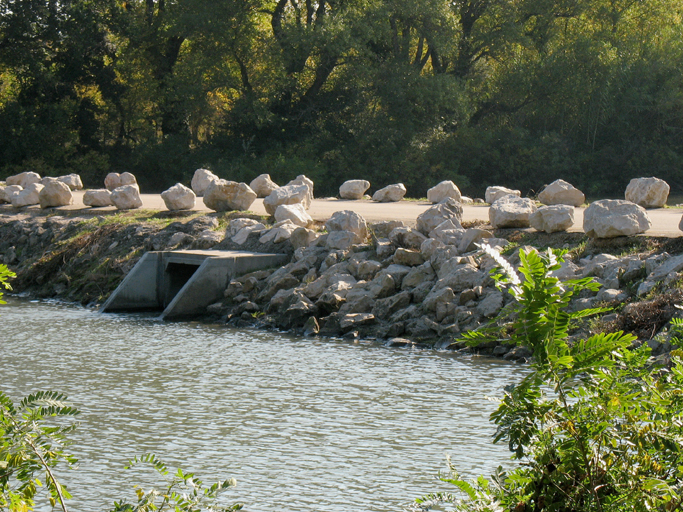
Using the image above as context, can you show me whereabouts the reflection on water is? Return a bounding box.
[1,297,526,512]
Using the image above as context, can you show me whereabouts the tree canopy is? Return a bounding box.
[1,0,682,197]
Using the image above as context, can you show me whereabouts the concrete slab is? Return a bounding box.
[101,249,289,317]
[100,252,161,311]
[161,251,288,320]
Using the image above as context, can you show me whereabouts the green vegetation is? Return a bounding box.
[416,246,683,511]
[0,393,242,512]
[0,391,79,511]
[1,0,682,197]
[0,265,13,304]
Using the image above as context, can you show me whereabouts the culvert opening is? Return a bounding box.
[163,262,201,308]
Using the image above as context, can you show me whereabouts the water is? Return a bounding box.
[0,298,526,511]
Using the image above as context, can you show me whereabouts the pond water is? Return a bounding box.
[0,298,526,511]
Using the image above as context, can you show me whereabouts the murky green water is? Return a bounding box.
[0,298,526,511]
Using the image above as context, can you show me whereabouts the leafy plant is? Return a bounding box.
[0,265,15,305]
[0,392,243,512]
[0,391,80,512]
[416,246,683,511]
[669,310,683,347]
[109,454,242,512]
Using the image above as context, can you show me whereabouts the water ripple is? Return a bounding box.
[1,298,526,512]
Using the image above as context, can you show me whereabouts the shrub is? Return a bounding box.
[416,246,683,511]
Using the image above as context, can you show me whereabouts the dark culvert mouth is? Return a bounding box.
[162,262,200,308]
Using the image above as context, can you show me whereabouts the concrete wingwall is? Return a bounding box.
[101,250,289,319]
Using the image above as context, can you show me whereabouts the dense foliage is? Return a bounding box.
[1,0,682,197]
[416,247,683,511]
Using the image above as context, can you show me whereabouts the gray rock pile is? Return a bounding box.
[3,196,683,361]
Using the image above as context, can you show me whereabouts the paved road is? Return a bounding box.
[5,191,683,238]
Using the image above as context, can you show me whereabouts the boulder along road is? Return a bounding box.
[4,191,683,238]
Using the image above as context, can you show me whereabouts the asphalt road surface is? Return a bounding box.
[5,191,683,238]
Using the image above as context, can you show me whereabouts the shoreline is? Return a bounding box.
[1,207,682,363]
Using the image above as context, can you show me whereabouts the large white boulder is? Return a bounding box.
[0,185,22,203]
[233,224,267,245]
[6,171,41,188]
[203,179,257,211]
[83,189,113,207]
[325,210,368,239]
[161,183,196,211]
[530,205,575,233]
[191,168,219,196]
[111,184,143,210]
[583,199,651,238]
[39,181,73,208]
[339,179,370,200]
[326,230,363,251]
[105,172,137,191]
[286,174,314,197]
[104,172,120,191]
[58,174,83,190]
[485,186,521,204]
[290,227,319,248]
[263,184,311,215]
[624,177,670,208]
[259,220,298,244]
[274,203,313,227]
[11,183,44,207]
[228,218,264,238]
[458,228,494,253]
[249,174,279,198]
[427,181,461,204]
[120,172,137,187]
[372,183,406,202]
[428,218,463,240]
[417,198,463,235]
[538,179,585,207]
[489,196,537,228]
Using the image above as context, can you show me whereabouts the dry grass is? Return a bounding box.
[14,224,121,291]
[616,291,683,340]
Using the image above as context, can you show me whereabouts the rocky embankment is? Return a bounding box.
[2,204,683,363]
